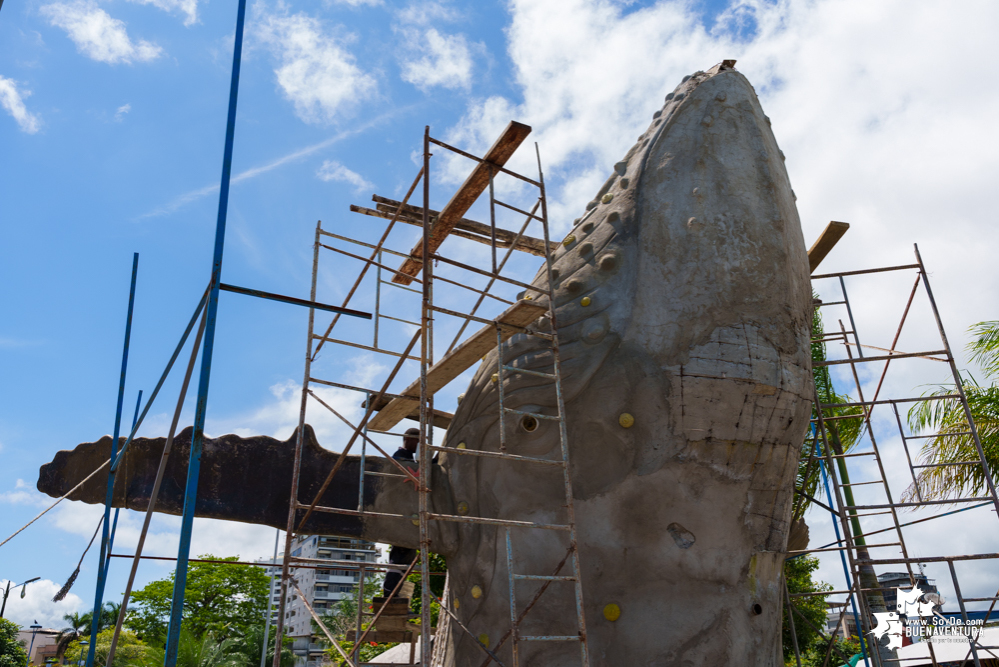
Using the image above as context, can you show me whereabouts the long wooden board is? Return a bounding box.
[366,300,547,431]
[808,221,850,273]
[392,121,532,285]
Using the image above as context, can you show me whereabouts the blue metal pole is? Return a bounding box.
[86,252,139,667]
[163,1,247,664]
[103,390,143,582]
[818,439,870,667]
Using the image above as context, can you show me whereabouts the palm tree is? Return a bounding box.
[904,320,999,502]
[56,611,90,659]
[174,630,244,667]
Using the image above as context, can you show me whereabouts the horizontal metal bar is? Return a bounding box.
[856,552,999,565]
[518,636,581,642]
[493,199,543,222]
[810,263,921,280]
[288,555,409,571]
[818,394,962,409]
[913,461,981,469]
[501,365,555,379]
[841,480,883,487]
[378,313,421,327]
[501,407,561,421]
[362,471,409,479]
[427,136,542,187]
[311,335,420,361]
[844,497,995,510]
[321,244,424,279]
[962,597,999,602]
[307,377,417,402]
[906,431,973,440]
[379,279,421,295]
[318,229,411,260]
[512,574,576,582]
[434,273,514,305]
[815,350,949,367]
[830,451,878,459]
[301,504,408,520]
[816,300,848,307]
[791,587,884,598]
[788,542,900,555]
[424,513,571,531]
[430,253,549,295]
[219,283,371,319]
[428,444,565,467]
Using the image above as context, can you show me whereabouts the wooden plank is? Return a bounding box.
[367,300,547,431]
[392,121,533,285]
[808,221,850,273]
[362,394,453,430]
[371,196,556,256]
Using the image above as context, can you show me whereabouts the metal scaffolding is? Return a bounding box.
[268,123,591,667]
[784,246,999,667]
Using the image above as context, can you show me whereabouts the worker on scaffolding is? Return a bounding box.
[383,428,419,597]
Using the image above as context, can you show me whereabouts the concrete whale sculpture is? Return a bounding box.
[38,63,812,665]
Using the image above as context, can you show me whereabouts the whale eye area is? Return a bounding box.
[520,415,539,432]
[751,603,763,616]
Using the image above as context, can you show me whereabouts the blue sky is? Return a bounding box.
[2,0,999,634]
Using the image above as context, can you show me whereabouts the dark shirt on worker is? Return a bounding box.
[393,447,415,461]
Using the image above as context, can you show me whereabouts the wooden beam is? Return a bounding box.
[392,121,533,285]
[808,221,850,273]
[366,300,547,431]
[356,195,555,256]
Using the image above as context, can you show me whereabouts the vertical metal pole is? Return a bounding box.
[914,244,999,515]
[272,221,322,667]
[496,326,506,452]
[535,143,589,666]
[102,389,142,583]
[163,2,246,658]
[374,250,382,348]
[489,167,497,274]
[353,566,365,665]
[261,529,280,667]
[948,561,982,667]
[839,276,863,358]
[358,391,369,512]
[418,125,433,667]
[86,252,138,667]
[505,529,519,667]
[783,574,803,667]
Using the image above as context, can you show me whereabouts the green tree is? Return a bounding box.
[407,552,447,628]
[782,556,861,667]
[64,628,158,667]
[56,612,90,658]
[226,625,294,667]
[791,301,863,522]
[0,618,28,667]
[127,555,269,646]
[313,574,399,664]
[172,629,243,667]
[904,320,999,502]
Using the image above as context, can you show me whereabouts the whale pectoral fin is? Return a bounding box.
[35,425,429,542]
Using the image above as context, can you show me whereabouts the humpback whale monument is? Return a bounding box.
[39,63,813,665]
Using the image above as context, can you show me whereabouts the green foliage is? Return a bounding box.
[171,629,244,667]
[225,625,294,667]
[792,301,863,521]
[126,555,270,646]
[313,573,398,664]
[63,628,158,667]
[905,320,999,502]
[782,557,861,667]
[0,618,28,667]
[57,602,121,656]
[407,552,447,627]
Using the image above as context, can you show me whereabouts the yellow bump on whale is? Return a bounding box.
[619,413,635,428]
[410,513,420,526]
[601,193,614,204]
[580,296,591,307]
[457,501,469,515]
[457,442,466,449]
[471,585,483,599]
[478,634,489,646]
[562,234,576,247]
[603,603,621,622]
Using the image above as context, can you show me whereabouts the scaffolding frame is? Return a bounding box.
[784,245,999,667]
[268,123,591,667]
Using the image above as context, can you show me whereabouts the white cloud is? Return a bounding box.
[316,159,373,193]
[126,0,199,27]
[327,0,382,7]
[0,479,50,507]
[0,579,83,629]
[254,5,377,125]
[114,102,131,121]
[397,1,461,26]
[0,76,41,134]
[40,1,163,65]
[399,28,474,91]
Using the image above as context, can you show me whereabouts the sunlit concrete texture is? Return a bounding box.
[429,63,813,665]
[39,64,813,665]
